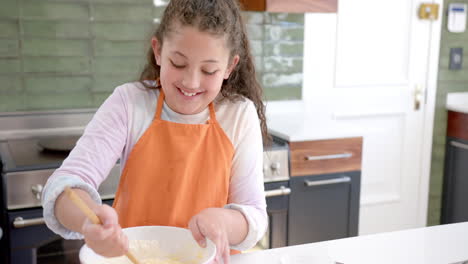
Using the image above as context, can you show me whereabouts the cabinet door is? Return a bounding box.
[442,138,468,224]
[288,171,360,246]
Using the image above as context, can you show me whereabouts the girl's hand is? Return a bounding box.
[80,204,129,257]
[188,208,230,264]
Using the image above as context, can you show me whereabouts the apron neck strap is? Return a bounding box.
[155,88,217,123]
[155,88,165,120]
[207,103,216,123]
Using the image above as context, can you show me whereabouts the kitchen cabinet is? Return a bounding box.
[441,109,468,224]
[288,172,360,245]
[284,137,362,245]
[239,0,337,13]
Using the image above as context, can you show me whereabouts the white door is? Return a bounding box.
[302,0,442,234]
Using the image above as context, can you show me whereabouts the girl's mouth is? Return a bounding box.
[177,87,203,97]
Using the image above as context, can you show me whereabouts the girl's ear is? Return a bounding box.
[151,37,162,66]
[224,55,240,79]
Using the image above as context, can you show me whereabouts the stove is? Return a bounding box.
[0,137,121,211]
[263,138,289,183]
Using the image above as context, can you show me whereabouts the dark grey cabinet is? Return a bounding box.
[441,137,468,224]
[441,109,468,224]
[288,171,360,246]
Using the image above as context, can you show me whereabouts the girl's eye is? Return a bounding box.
[170,60,185,69]
[203,70,217,75]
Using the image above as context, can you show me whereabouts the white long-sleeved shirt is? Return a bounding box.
[42,82,267,251]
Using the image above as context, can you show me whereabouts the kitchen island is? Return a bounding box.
[232,222,468,264]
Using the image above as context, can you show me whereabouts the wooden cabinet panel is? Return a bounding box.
[239,0,337,13]
[239,0,265,11]
[447,110,468,141]
[289,137,362,177]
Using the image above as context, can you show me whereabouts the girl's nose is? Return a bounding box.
[181,69,200,90]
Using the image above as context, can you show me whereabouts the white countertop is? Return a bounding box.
[267,112,363,142]
[447,92,468,114]
[232,222,468,264]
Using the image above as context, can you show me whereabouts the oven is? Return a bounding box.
[0,109,121,264]
[0,137,121,264]
[257,142,290,250]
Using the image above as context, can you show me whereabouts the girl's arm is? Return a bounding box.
[55,188,99,232]
[54,187,129,257]
[42,85,128,238]
[221,208,249,245]
[223,100,267,249]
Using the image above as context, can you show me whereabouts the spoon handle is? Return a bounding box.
[64,186,141,264]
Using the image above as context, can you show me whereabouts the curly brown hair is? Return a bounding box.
[139,0,268,143]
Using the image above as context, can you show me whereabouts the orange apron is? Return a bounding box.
[113,87,235,233]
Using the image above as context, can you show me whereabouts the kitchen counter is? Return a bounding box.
[232,222,468,264]
[267,112,363,142]
[447,92,468,114]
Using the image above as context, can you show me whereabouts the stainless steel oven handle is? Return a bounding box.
[304,176,351,187]
[13,217,45,228]
[265,186,291,197]
[305,153,352,161]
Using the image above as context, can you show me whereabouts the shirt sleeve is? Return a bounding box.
[42,85,128,239]
[224,101,268,251]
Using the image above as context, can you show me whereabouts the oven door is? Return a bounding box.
[5,199,114,264]
[6,207,84,264]
[8,209,83,264]
[256,181,290,250]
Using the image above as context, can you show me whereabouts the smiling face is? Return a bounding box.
[152,24,239,115]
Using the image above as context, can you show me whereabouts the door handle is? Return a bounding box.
[414,84,425,110]
[451,141,468,150]
[265,186,291,197]
[13,217,45,228]
[304,176,351,187]
[304,153,352,161]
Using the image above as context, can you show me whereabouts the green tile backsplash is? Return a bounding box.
[427,0,468,226]
[22,21,91,38]
[0,0,304,111]
[20,1,90,20]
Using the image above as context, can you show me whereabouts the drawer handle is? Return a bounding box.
[304,176,351,187]
[451,141,468,150]
[13,217,45,228]
[304,153,352,161]
[265,186,291,197]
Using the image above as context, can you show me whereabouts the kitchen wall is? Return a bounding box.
[427,0,468,226]
[0,0,304,112]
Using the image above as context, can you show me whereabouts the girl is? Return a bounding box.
[42,0,267,263]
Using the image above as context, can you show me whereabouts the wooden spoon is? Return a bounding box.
[64,186,141,264]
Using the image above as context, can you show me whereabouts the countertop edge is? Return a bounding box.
[446,92,468,114]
